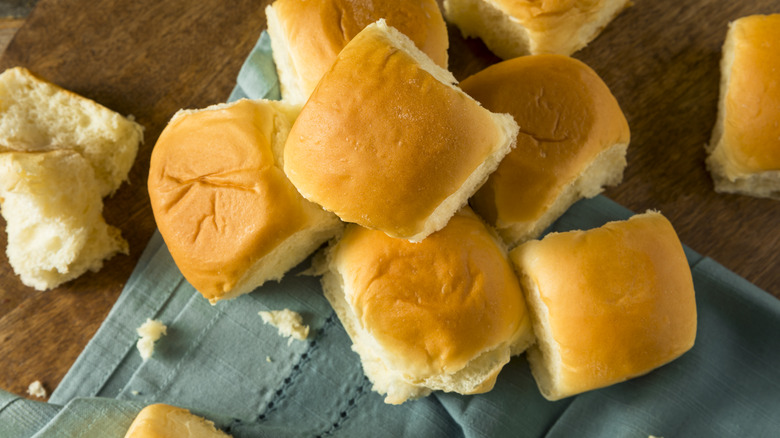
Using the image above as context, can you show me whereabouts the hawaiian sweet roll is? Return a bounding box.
[318,207,534,404]
[463,55,630,248]
[509,211,697,401]
[706,14,780,199]
[443,0,630,59]
[284,20,519,242]
[266,0,448,105]
[148,99,343,304]
[124,404,231,437]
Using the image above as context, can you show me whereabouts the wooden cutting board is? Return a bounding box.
[0,0,777,401]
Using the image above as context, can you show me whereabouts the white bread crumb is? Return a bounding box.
[136,318,167,361]
[27,380,46,398]
[259,309,309,344]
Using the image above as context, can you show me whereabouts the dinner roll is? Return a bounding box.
[124,404,231,437]
[318,207,534,404]
[706,14,780,199]
[0,150,128,290]
[148,99,343,304]
[463,55,630,248]
[443,0,630,58]
[0,67,143,197]
[266,0,448,105]
[510,211,697,401]
[284,20,519,242]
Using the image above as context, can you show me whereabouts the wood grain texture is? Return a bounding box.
[0,0,778,401]
[0,0,270,399]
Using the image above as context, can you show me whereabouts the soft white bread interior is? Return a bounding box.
[265,0,448,105]
[509,211,697,401]
[284,19,518,242]
[317,207,534,404]
[148,99,343,304]
[443,0,630,59]
[0,67,143,197]
[463,55,630,248]
[0,150,128,290]
[706,14,780,199]
[124,403,231,438]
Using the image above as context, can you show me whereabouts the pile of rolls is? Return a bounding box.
[147,0,697,405]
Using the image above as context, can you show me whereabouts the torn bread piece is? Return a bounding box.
[0,67,143,197]
[0,150,129,290]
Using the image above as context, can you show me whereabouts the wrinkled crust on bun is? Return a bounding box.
[284,20,518,242]
[510,211,697,401]
[463,55,630,247]
[266,0,448,105]
[148,99,342,303]
[318,207,534,404]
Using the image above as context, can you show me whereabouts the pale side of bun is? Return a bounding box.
[318,208,534,404]
[706,14,780,199]
[463,55,630,248]
[0,67,143,197]
[284,19,518,242]
[0,150,128,290]
[265,0,448,105]
[443,0,630,58]
[148,99,343,303]
[124,403,231,438]
[510,211,697,401]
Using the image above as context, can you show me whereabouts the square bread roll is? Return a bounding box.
[317,208,534,404]
[463,55,630,248]
[443,0,631,59]
[0,150,129,290]
[0,67,141,290]
[148,99,343,304]
[706,14,780,199]
[265,0,448,106]
[283,19,519,242]
[124,404,230,437]
[510,211,697,401]
[0,67,143,197]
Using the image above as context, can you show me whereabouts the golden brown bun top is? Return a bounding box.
[284,20,511,240]
[330,208,530,377]
[463,54,629,227]
[511,211,697,398]
[490,0,610,31]
[270,0,448,93]
[148,99,308,301]
[722,14,780,172]
[124,404,229,437]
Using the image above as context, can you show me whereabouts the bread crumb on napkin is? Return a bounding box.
[259,309,309,344]
[136,318,167,361]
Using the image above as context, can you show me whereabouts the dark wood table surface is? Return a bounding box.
[0,0,778,401]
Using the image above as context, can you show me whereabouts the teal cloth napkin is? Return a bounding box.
[2,31,779,438]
